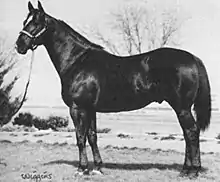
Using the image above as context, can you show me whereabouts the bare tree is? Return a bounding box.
[89,2,188,56]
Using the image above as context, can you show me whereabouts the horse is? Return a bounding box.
[15,1,211,178]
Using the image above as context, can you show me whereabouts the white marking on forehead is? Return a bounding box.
[25,15,34,26]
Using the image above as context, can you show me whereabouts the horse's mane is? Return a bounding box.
[58,20,104,50]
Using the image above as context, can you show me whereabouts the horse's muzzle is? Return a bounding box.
[15,42,28,55]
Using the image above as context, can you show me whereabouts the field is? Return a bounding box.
[0,109,220,182]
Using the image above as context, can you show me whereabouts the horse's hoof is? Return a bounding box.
[179,167,200,179]
[74,169,90,176]
[90,169,103,175]
[188,172,199,179]
[178,170,188,177]
[178,166,190,178]
[188,170,199,179]
[188,166,201,179]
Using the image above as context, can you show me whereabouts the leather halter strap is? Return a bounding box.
[19,26,47,50]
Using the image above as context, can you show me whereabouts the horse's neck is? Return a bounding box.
[43,19,86,76]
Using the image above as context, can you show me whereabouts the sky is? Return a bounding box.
[1,0,220,109]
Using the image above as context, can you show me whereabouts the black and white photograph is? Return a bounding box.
[0,0,220,181]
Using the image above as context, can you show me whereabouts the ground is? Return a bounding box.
[0,131,220,182]
[0,109,220,182]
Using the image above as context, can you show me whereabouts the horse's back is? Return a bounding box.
[146,47,196,67]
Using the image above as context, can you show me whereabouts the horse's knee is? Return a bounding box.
[178,110,196,129]
[179,110,191,119]
[76,134,86,148]
[178,110,199,142]
[88,130,97,145]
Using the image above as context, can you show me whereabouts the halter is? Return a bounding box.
[19,25,47,50]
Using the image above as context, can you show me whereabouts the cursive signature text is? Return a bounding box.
[21,171,52,182]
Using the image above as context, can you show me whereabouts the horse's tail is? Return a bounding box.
[194,56,211,131]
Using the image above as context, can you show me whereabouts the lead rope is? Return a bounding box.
[9,50,35,118]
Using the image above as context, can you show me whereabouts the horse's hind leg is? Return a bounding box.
[70,104,90,175]
[168,98,201,178]
[87,109,103,174]
[177,109,201,177]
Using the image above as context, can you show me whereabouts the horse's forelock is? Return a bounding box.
[24,13,34,26]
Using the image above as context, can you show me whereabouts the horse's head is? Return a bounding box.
[16,1,47,54]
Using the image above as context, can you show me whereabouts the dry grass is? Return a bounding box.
[0,142,220,182]
[117,133,133,139]
[97,128,111,134]
[160,135,176,140]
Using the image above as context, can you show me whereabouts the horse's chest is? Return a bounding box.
[61,72,99,107]
[61,84,72,107]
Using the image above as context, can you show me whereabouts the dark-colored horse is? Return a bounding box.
[15,1,211,178]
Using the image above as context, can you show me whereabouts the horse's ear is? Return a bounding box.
[38,1,45,12]
[28,1,34,12]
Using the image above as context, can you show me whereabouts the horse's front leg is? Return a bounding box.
[87,108,103,174]
[70,104,90,175]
